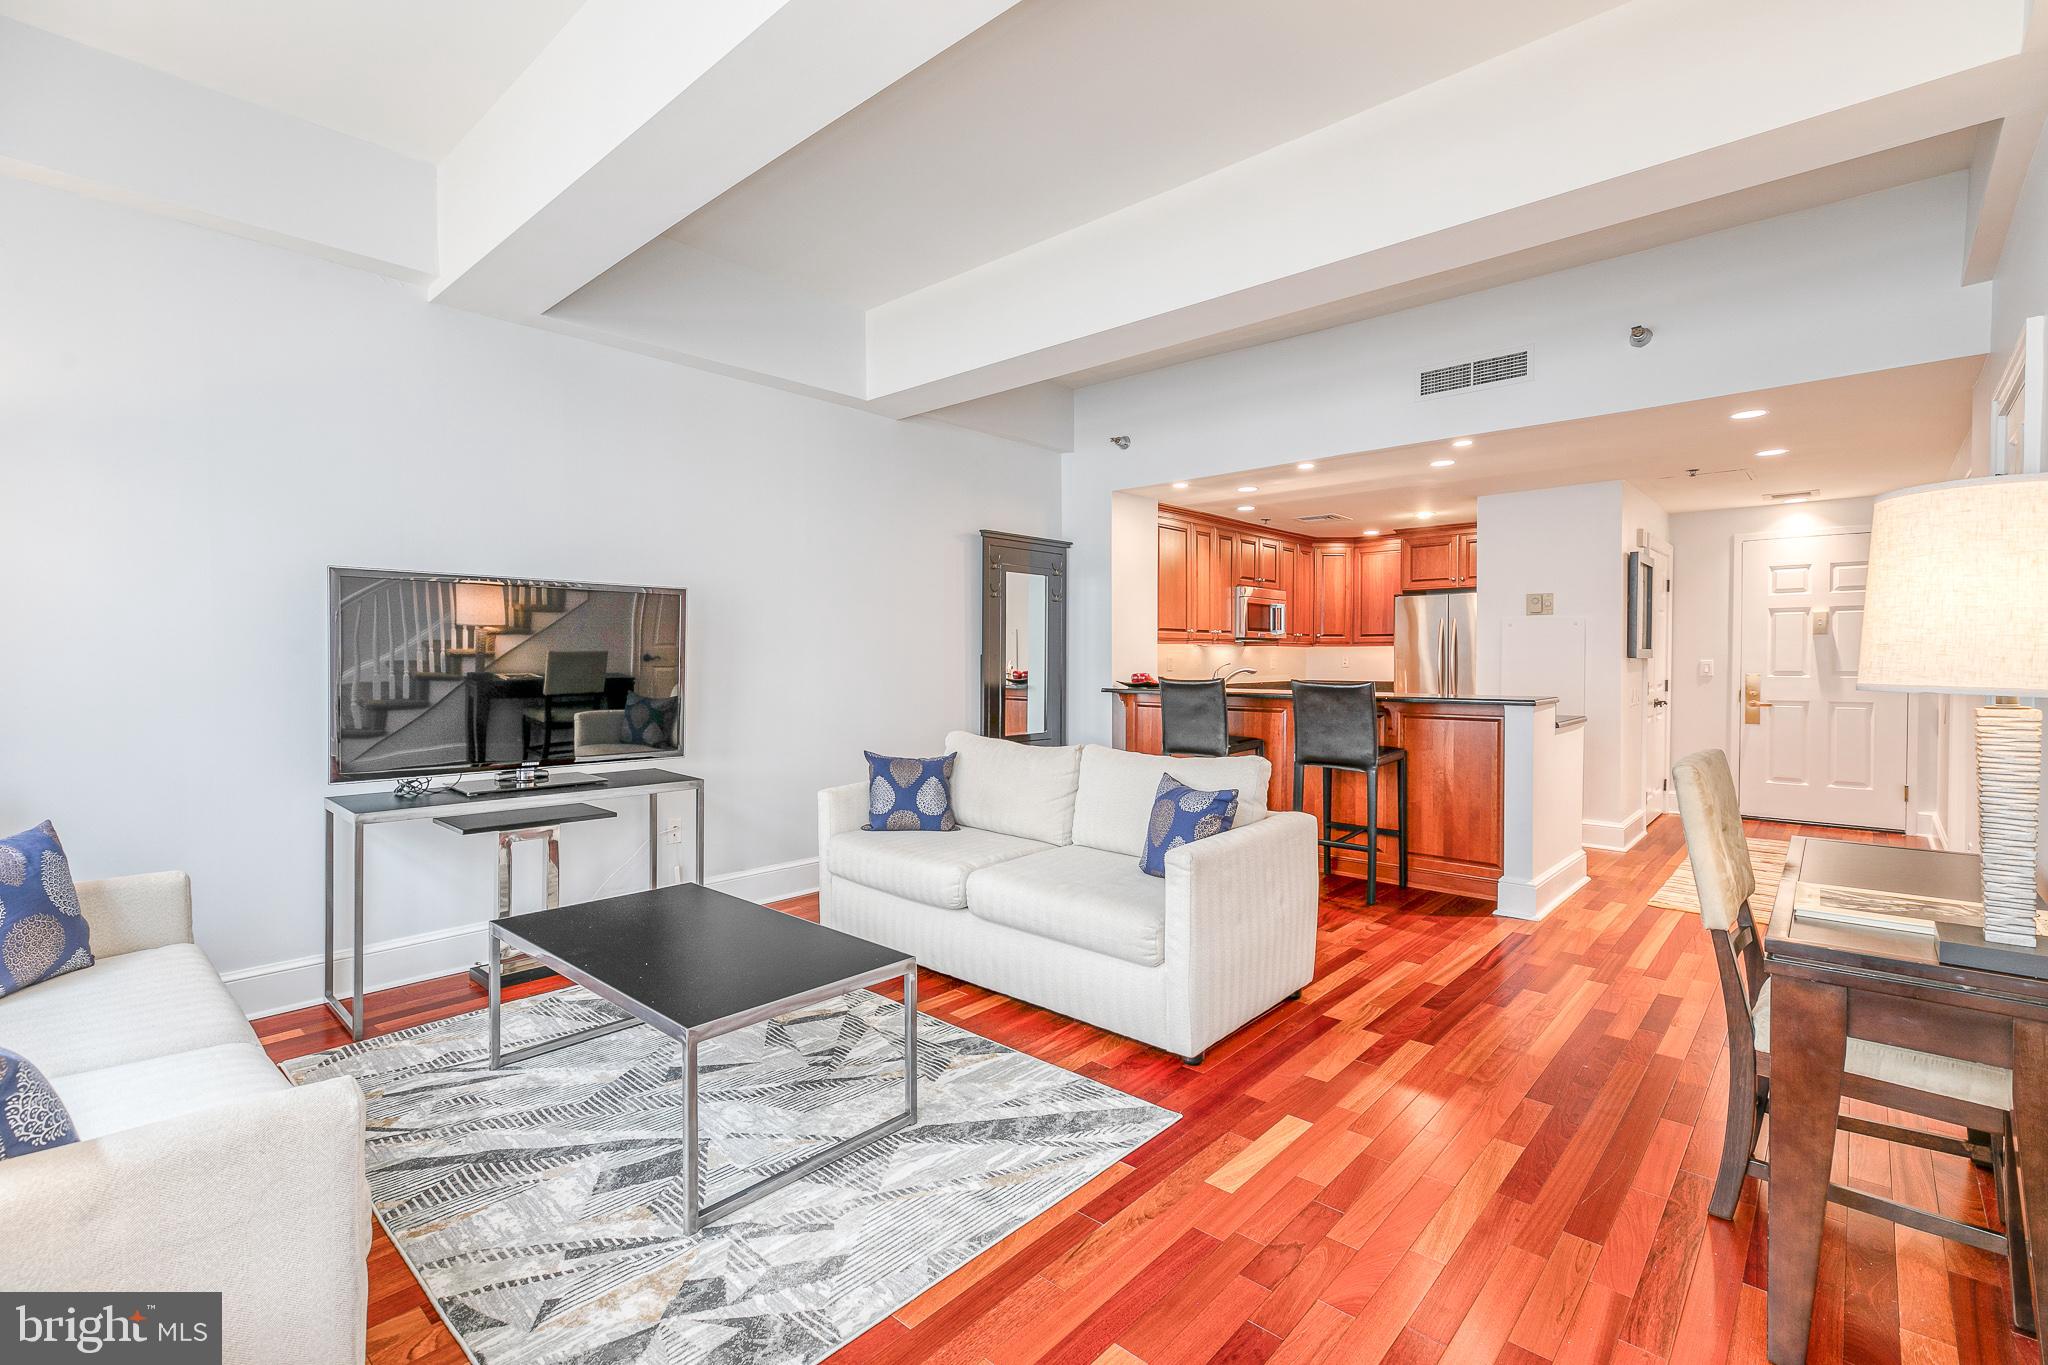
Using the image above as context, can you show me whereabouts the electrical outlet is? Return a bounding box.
[663,821,686,845]
[1525,593,1554,616]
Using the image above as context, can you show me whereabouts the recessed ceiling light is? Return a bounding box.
[1361,529,1381,537]
[1430,459,1456,468]
[1236,504,1255,512]
[1237,485,1259,493]
[1754,448,1789,459]
[1414,510,1434,520]
[1171,482,1189,490]
[1731,408,1769,420]
[1451,438,1475,448]
[1296,462,1316,470]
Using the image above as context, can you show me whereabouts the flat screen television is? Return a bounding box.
[328,568,685,781]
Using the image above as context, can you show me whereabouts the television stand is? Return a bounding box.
[321,767,705,1040]
[452,767,609,800]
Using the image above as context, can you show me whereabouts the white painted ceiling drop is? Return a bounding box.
[1147,359,1980,527]
[666,0,1633,306]
[0,0,586,160]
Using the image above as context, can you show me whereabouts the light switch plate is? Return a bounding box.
[1525,593,1554,616]
[1699,659,1715,680]
[1812,608,1829,635]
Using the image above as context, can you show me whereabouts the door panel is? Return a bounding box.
[1737,531,1907,828]
[1403,533,1461,589]
[1157,520,1190,637]
[1352,541,1401,643]
[1311,543,1351,642]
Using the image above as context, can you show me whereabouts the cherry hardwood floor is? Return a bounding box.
[256,815,2036,1365]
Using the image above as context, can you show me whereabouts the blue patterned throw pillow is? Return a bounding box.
[620,691,677,747]
[0,1049,77,1160]
[864,752,958,831]
[1139,774,1239,877]
[0,822,93,998]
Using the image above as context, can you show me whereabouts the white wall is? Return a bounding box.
[0,179,1060,1013]
[1618,483,1672,827]
[1476,481,1648,847]
[1942,125,2048,865]
[1065,176,1991,744]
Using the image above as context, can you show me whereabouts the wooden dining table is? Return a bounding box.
[1762,835,2048,1364]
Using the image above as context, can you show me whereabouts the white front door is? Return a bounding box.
[1737,531,1908,829]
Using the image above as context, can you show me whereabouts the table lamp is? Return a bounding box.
[1861,473,2048,966]
[453,579,508,656]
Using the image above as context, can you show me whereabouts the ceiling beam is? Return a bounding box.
[430,0,1029,320]
[860,0,2037,417]
[0,18,434,280]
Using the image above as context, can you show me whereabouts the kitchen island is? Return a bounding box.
[1106,682,1588,918]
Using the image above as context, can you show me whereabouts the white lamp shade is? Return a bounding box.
[452,580,508,629]
[1860,473,2048,695]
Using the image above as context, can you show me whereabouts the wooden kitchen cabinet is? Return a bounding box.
[1157,515,1192,638]
[1310,541,1353,642]
[1400,524,1478,590]
[1191,522,1222,638]
[1158,502,1421,644]
[1351,538,1402,643]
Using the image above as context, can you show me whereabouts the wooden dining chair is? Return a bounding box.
[1672,749,2035,1333]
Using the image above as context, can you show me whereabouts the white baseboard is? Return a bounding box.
[225,857,821,1020]
[1909,808,1947,847]
[1494,850,1591,922]
[1645,789,1678,816]
[1582,808,1648,852]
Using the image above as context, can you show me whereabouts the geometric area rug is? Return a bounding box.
[1647,837,1789,920]
[282,987,1177,1365]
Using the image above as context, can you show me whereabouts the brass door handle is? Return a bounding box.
[1743,673,1771,724]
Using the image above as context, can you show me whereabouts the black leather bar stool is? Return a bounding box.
[1158,679,1265,757]
[1290,681,1407,903]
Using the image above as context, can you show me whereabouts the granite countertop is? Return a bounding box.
[1103,681,1561,707]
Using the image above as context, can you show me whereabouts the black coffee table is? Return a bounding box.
[485,882,918,1233]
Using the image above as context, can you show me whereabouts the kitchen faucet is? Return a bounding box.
[1212,664,1257,685]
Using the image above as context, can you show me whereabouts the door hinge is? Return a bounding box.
[1903,783,1910,802]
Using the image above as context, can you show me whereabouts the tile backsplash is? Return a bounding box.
[1152,641,1397,683]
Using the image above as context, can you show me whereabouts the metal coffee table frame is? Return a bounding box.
[485,920,918,1234]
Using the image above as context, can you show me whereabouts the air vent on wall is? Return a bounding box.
[1420,350,1530,397]
[1294,513,1352,523]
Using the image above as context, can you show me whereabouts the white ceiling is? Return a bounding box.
[0,0,584,160]
[1148,358,1982,531]
[666,0,1632,307]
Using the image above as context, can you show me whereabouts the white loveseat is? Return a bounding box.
[819,731,1318,1062]
[0,872,370,1365]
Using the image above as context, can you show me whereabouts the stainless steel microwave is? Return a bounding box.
[1233,585,1287,641]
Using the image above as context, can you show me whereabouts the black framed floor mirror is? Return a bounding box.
[979,530,1071,745]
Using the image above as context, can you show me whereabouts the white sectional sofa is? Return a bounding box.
[0,872,369,1365]
[819,732,1318,1062]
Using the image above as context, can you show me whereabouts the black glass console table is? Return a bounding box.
[322,768,705,1039]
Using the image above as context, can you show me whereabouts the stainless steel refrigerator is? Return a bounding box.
[1393,589,1479,697]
